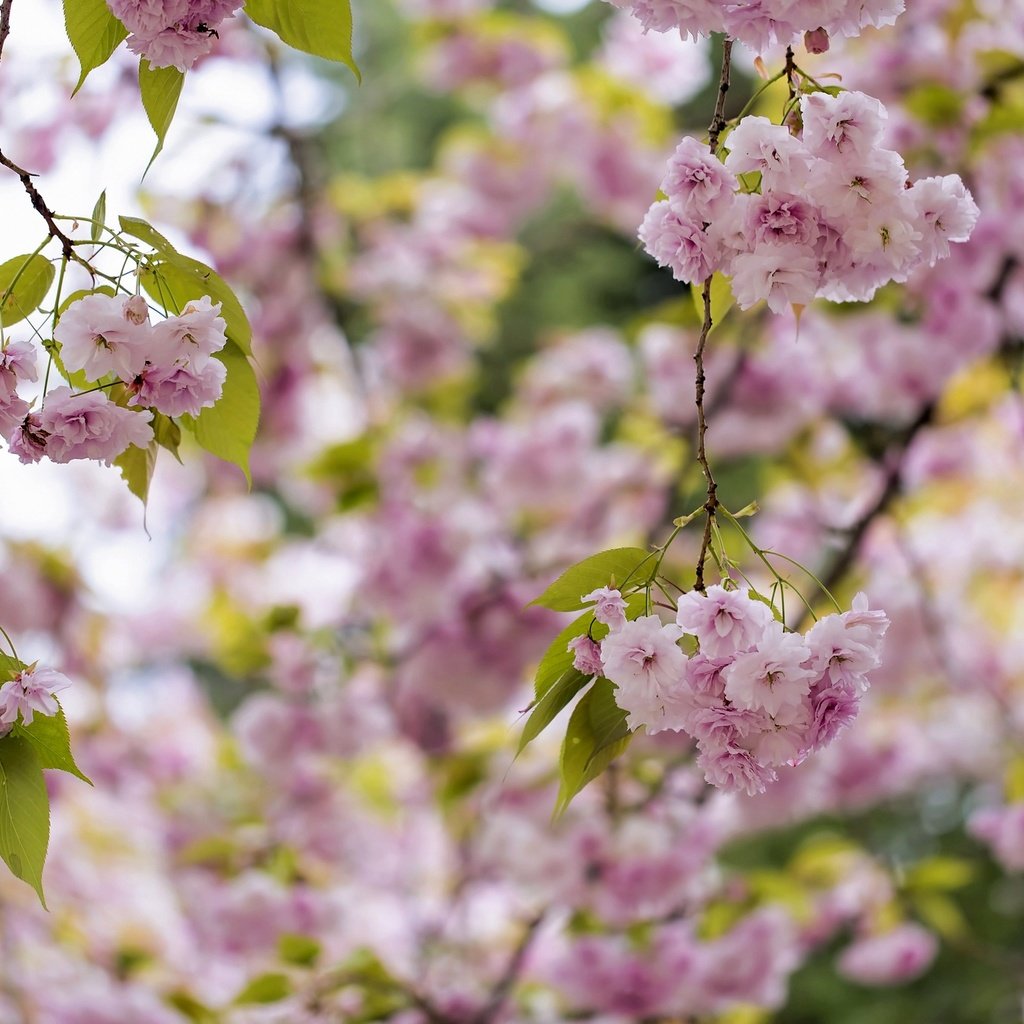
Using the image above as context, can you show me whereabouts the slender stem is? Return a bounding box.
[708,37,734,153]
[0,0,12,64]
[0,624,19,661]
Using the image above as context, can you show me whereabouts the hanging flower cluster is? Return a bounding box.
[107,0,245,71]
[2,292,227,467]
[572,584,889,795]
[606,0,904,53]
[640,90,979,312]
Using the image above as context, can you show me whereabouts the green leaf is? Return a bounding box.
[519,668,590,755]
[0,254,55,327]
[63,0,128,94]
[118,215,179,256]
[531,548,655,612]
[14,704,91,785]
[554,678,631,816]
[141,256,252,356]
[115,440,158,505]
[181,343,260,484]
[234,972,292,1005]
[90,190,106,244]
[690,272,735,333]
[533,592,646,701]
[0,653,22,683]
[0,736,50,907]
[278,933,322,967]
[245,0,359,80]
[138,60,185,169]
[154,412,183,464]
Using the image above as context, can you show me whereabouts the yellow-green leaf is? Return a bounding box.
[0,254,55,327]
[63,0,128,94]
[0,737,50,907]
[245,0,359,79]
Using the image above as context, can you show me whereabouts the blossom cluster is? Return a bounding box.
[2,292,227,467]
[107,0,245,71]
[640,90,979,312]
[0,665,71,732]
[606,0,904,53]
[571,584,889,795]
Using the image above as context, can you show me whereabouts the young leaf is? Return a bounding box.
[141,256,252,355]
[0,653,21,682]
[518,668,590,755]
[245,0,360,80]
[234,973,292,1005]
[14,704,92,785]
[90,190,107,244]
[63,0,128,94]
[138,60,185,167]
[278,933,322,968]
[114,441,159,505]
[554,678,631,816]
[0,254,56,327]
[0,736,50,907]
[531,548,655,612]
[118,215,179,256]
[181,343,260,484]
[533,592,646,700]
[153,412,183,463]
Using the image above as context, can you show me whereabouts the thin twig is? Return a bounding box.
[471,913,546,1024]
[0,0,13,64]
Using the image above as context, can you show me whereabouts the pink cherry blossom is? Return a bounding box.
[675,585,776,658]
[722,623,817,716]
[0,665,71,728]
[36,387,154,465]
[54,292,150,382]
[567,634,604,676]
[582,586,628,630]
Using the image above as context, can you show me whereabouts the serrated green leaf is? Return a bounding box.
[278,933,321,967]
[139,60,185,169]
[245,0,359,79]
[533,592,646,701]
[114,440,158,505]
[0,254,55,327]
[141,256,252,355]
[90,190,106,244]
[14,704,91,785]
[531,548,655,612]
[0,737,50,907]
[154,412,183,464]
[118,215,179,256]
[234,972,292,1005]
[519,668,590,755]
[554,678,631,816]
[63,0,128,94]
[181,343,259,484]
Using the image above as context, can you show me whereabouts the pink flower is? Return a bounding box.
[908,175,980,265]
[567,635,604,677]
[0,341,38,396]
[36,387,154,465]
[129,357,226,417]
[730,243,820,313]
[582,586,628,631]
[808,682,860,749]
[838,924,938,986]
[8,414,48,463]
[801,91,887,161]
[127,25,217,71]
[722,623,816,716]
[108,0,189,37]
[54,292,150,382]
[0,666,71,728]
[675,585,775,658]
[150,296,228,371]
[805,613,879,688]
[661,137,738,221]
[639,202,723,284]
[697,745,776,796]
[723,116,812,189]
[601,615,687,730]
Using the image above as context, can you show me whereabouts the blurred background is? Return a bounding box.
[1,1,1024,1021]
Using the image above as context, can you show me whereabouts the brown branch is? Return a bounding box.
[692,37,734,591]
[793,401,935,628]
[0,0,13,64]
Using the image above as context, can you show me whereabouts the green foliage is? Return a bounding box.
[278,933,322,967]
[62,0,127,94]
[14,704,91,785]
[114,439,158,505]
[181,344,260,484]
[0,254,55,327]
[0,737,50,907]
[233,972,292,1005]
[530,547,655,612]
[245,0,360,79]
[138,61,186,167]
[555,678,631,815]
[519,668,590,756]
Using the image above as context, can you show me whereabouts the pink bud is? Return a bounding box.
[804,27,830,53]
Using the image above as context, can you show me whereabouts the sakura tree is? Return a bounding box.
[0,0,1021,1021]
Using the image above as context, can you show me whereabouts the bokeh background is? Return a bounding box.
[2,1,1024,1021]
